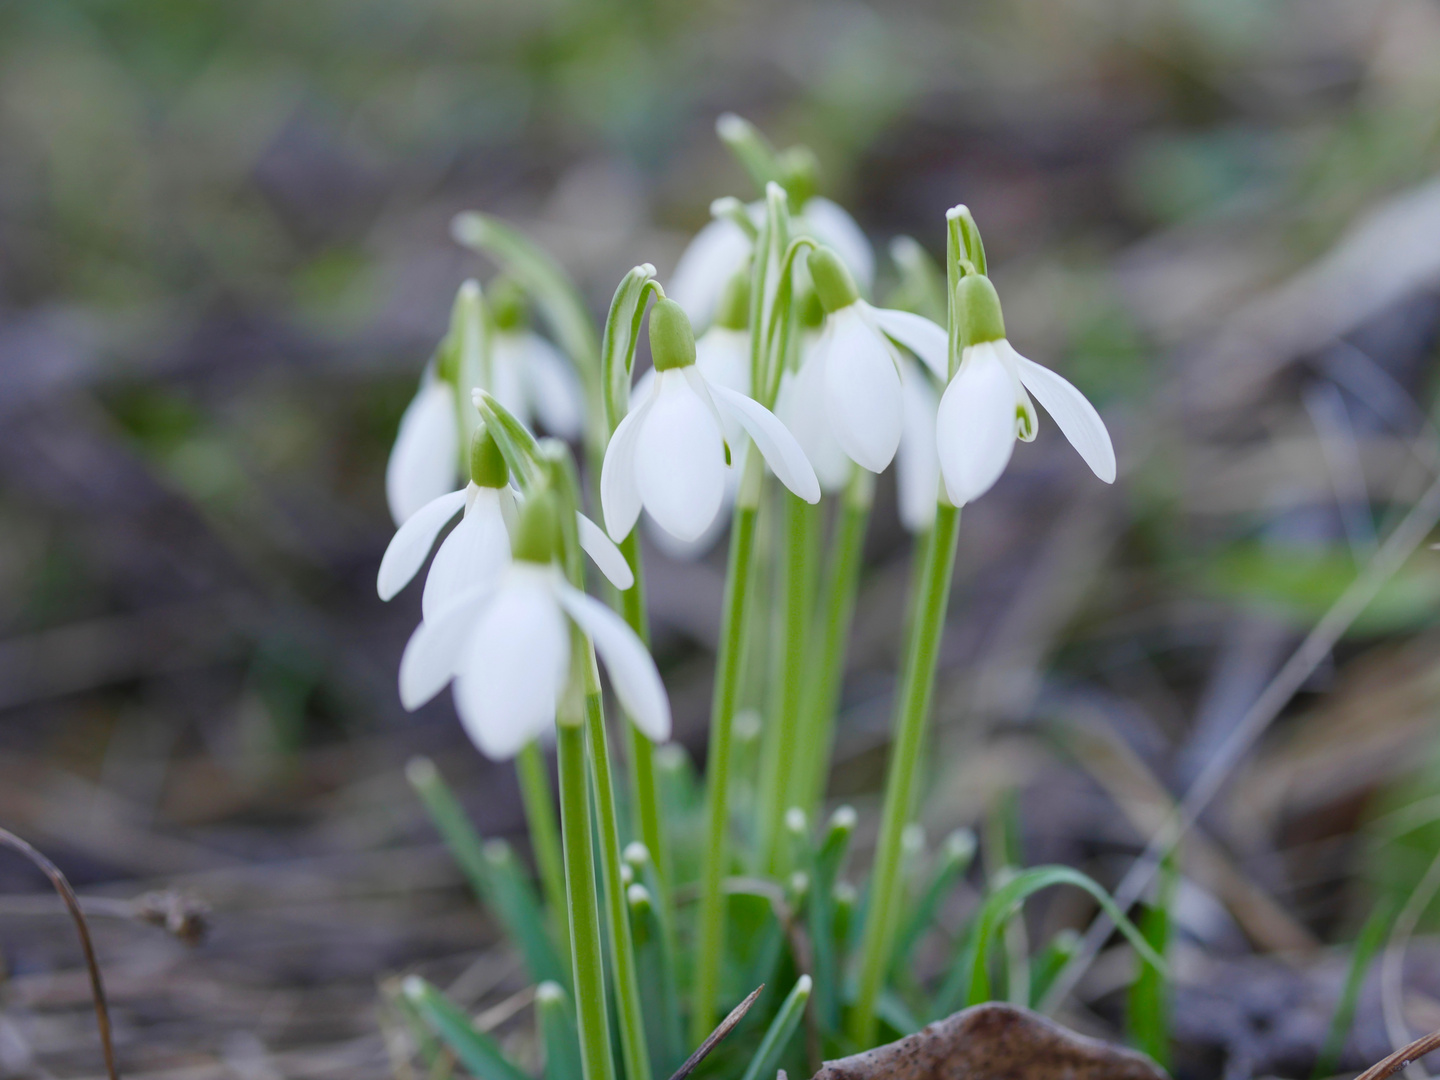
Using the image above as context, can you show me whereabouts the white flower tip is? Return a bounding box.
[785,807,808,833]
[796,974,813,995]
[830,805,858,831]
[716,112,746,138]
[401,975,425,1000]
[946,204,968,220]
[623,841,650,865]
[536,982,564,1004]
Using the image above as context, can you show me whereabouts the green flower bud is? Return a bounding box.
[807,247,859,314]
[512,489,558,564]
[796,286,825,330]
[777,145,819,210]
[714,271,751,331]
[648,298,696,371]
[469,425,508,489]
[955,273,1006,348]
[489,276,528,332]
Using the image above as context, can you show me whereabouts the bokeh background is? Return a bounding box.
[3,1,1440,1077]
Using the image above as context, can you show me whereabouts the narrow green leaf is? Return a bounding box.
[738,975,812,1080]
[473,392,544,492]
[891,829,974,980]
[808,807,856,1031]
[402,976,532,1080]
[1313,898,1396,1079]
[599,265,661,434]
[536,981,584,1080]
[1028,929,1080,1009]
[716,113,781,193]
[1127,849,1177,1069]
[407,758,567,989]
[626,881,685,1077]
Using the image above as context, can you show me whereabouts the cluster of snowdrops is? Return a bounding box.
[377,116,1144,1080]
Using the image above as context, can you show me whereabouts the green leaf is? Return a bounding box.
[600,264,662,434]
[1312,898,1396,1079]
[536,981,585,1080]
[716,113,782,194]
[402,976,532,1080]
[473,391,545,491]
[946,865,1167,1011]
[807,807,856,1031]
[738,975,812,1080]
[627,882,685,1077]
[1126,848,1177,1069]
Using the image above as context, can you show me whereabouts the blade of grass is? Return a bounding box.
[537,981,585,1080]
[402,976,531,1080]
[1127,847,1178,1069]
[739,976,812,1080]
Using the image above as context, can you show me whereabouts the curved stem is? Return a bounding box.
[691,453,764,1044]
[848,503,961,1045]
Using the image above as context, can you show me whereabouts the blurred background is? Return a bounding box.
[3,1,1440,1077]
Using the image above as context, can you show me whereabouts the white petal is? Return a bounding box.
[377,488,467,600]
[897,358,940,533]
[709,381,820,504]
[453,570,570,760]
[634,372,727,543]
[386,380,460,525]
[629,367,656,410]
[422,488,512,620]
[1008,344,1117,483]
[577,512,635,590]
[667,218,752,330]
[398,585,495,709]
[800,197,874,291]
[935,341,1019,506]
[821,307,903,473]
[520,332,585,439]
[558,584,670,743]
[777,345,851,493]
[600,393,654,542]
[867,305,949,383]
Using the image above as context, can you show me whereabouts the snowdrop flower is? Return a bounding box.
[487,279,584,442]
[378,427,633,617]
[669,138,873,330]
[936,273,1116,506]
[398,492,670,759]
[794,247,951,476]
[386,371,461,526]
[602,299,819,544]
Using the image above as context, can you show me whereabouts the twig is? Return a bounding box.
[0,825,120,1080]
[666,984,763,1080]
[1356,1029,1440,1080]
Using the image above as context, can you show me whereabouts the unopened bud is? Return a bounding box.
[807,247,859,314]
[649,299,696,372]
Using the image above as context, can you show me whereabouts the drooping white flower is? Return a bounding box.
[386,372,460,526]
[378,427,632,614]
[601,299,819,544]
[896,356,941,532]
[397,493,670,759]
[784,247,949,477]
[669,197,874,332]
[487,280,585,441]
[936,274,1116,507]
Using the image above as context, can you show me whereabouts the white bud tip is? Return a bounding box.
[901,823,925,850]
[627,883,652,906]
[620,864,634,887]
[765,180,785,198]
[796,975,813,995]
[401,975,425,1000]
[945,204,968,221]
[483,839,509,862]
[623,841,651,866]
[655,745,687,770]
[945,829,976,859]
[471,388,485,406]
[716,113,745,138]
[830,806,857,831]
[536,981,564,1004]
[834,882,857,903]
[405,757,437,786]
[785,808,807,834]
[789,871,809,893]
[460,279,481,300]
[734,710,761,741]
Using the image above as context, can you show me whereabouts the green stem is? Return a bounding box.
[557,709,615,1080]
[691,453,765,1045]
[756,490,820,874]
[848,502,961,1046]
[584,657,653,1080]
[618,529,668,886]
[793,466,873,815]
[516,741,571,970]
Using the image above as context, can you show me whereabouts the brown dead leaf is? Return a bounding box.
[812,1003,1167,1080]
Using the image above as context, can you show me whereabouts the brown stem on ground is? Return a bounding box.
[1355,1029,1440,1080]
[0,825,120,1080]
